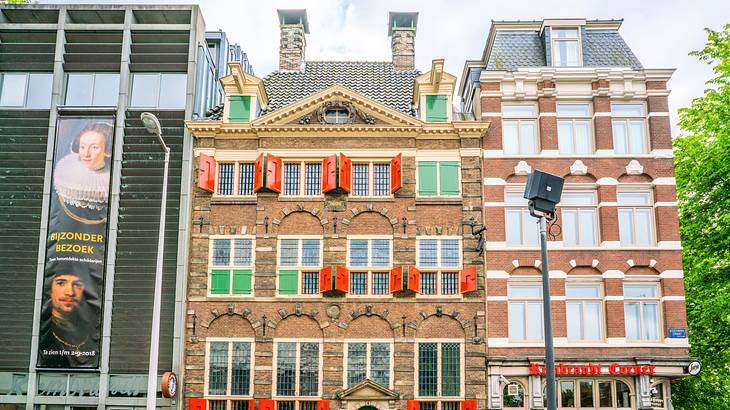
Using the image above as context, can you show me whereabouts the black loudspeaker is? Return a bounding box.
[524,170,564,215]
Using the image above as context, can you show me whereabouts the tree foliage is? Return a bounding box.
[672,23,730,409]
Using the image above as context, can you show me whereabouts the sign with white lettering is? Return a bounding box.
[668,327,687,338]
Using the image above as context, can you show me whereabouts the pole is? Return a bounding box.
[539,216,557,410]
[146,142,170,410]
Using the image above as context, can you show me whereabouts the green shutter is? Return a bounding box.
[418,161,438,196]
[232,269,252,294]
[278,270,299,295]
[211,270,231,294]
[439,161,460,196]
[229,96,251,122]
[425,95,448,122]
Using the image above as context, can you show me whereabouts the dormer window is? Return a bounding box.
[425,95,448,122]
[324,108,349,124]
[551,28,581,67]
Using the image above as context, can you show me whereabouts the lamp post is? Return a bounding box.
[141,112,170,410]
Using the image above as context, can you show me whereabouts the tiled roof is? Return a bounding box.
[261,61,420,117]
[205,103,224,120]
[486,29,642,71]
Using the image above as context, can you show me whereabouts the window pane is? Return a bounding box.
[553,28,578,38]
[301,239,320,266]
[305,162,321,195]
[353,163,369,196]
[302,271,319,294]
[506,210,523,245]
[441,272,459,295]
[208,342,228,395]
[618,209,635,245]
[91,73,120,106]
[560,381,575,407]
[629,120,647,153]
[580,380,594,407]
[441,343,461,396]
[26,73,53,109]
[578,210,596,245]
[574,120,591,154]
[373,163,390,196]
[420,272,437,295]
[617,192,651,205]
[371,272,389,295]
[566,285,600,298]
[562,210,577,246]
[231,342,251,396]
[505,192,528,206]
[212,239,230,266]
[557,104,590,116]
[350,272,367,295]
[371,343,390,387]
[239,163,255,195]
[277,402,295,410]
[418,239,438,267]
[508,285,541,298]
[502,121,520,154]
[612,120,628,154]
[598,381,612,407]
[612,104,644,116]
[299,343,319,396]
[616,381,631,407]
[218,163,234,195]
[635,208,653,245]
[284,163,300,196]
[0,73,27,106]
[555,40,579,66]
[349,240,369,267]
[276,343,296,396]
[523,211,539,245]
[562,192,595,205]
[584,303,601,340]
[624,302,641,341]
[526,303,543,340]
[347,343,366,387]
[441,240,460,267]
[233,239,252,266]
[509,303,526,340]
[503,105,535,117]
[158,73,186,108]
[557,121,574,154]
[371,239,391,267]
[279,239,298,266]
[130,74,160,107]
[418,343,437,397]
[624,285,657,298]
[566,303,582,340]
[65,74,94,106]
[643,303,659,340]
[519,121,537,154]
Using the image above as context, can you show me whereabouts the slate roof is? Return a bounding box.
[486,29,642,71]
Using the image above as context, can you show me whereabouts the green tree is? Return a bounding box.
[672,23,730,409]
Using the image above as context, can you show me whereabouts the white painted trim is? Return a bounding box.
[602,270,625,279]
[484,241,675,251]
[483,177,506,185]
[593,112,611,117]
[606,296,625,301]
[647,112,670,117]
[537,112,556,117]
[460,148,482,157]
[486,296,509,301]
[661,296,685,301]
[483,201,505,207]
[486,338,686,348]
[653,177,676,185]
[486,270,510,279]
[596,177,619,185]
[482,112,503,117]
[654,202,678,207]
[659,270,683,279]
[657,241,683,249]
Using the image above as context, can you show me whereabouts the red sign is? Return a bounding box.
[530,362,656,376]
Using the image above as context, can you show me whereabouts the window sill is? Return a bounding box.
[278,196,325,202]
[348,196,396,202]
[212,196,257,205]
[416,197,463,205]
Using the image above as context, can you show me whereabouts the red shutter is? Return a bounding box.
[253,153,264,192]
[408,266,420,293]
[189,398,207,410]
[461,400,477,410]
[390,153,402,193]
[317,400,330,410]
[339,153,352,192]
[390,266,403,293]
[257,400,275,410]
[322,154,338,193]
[265,153,282,193]
[460,266,477,293]
[198,154,216,193]
[319,266,333,293]
[407,401,419,410]
[248,400,255,410]
[335,266,349,293]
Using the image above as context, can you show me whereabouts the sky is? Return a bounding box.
[43,0,730,134]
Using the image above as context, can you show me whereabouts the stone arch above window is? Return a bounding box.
[416,314,465,339]
[206,314,256,338]
[345,210,395,235]
[345,314,395,338]
[273,314,323,338]
[276,210,324,235]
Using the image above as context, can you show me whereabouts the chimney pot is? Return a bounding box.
[277,9,309,72]
[388,12,418,71]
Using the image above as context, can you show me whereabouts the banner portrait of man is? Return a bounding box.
[38,116,115,369]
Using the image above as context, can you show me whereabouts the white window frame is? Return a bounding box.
[565,282,604,342]
[504,188,539,247]
[611,103,649,154]
[502,380,527,409]
[415,236,463,298]
[346,235,393,298]
[208,235,255,297]
[129,72,186,109]
[276,235,324,297]
[282,160,323,198]
[350,160,392,198]
[550,27,583,67]
[272,339,324,399]
[204,338,255,399]
[413,339,465,400]
[624,283,662,342]
[617,189,656,246]
[214,161,256,197]
[508,283,544,341]
[555,378,634,409]
[64,72,120,106]
[556,102,593,154]
[560,190,599,247]
[0,72,53,108]
[343,339,395,389]
[502,104,539,155]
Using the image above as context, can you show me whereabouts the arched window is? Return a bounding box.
[503,382,525,408]
[616,380,631,408]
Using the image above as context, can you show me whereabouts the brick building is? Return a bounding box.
[458,19,689,409]
[184,9,490,410]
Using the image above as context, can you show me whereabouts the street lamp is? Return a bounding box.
[141,112,170,410]
[524,170,564,410]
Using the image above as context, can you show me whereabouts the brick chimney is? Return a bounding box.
[388,12,418,71]
[277,9,309,72]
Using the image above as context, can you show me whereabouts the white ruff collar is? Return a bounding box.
[53,154,110,210]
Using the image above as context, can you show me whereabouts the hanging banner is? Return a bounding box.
[38,116,115,369]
